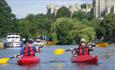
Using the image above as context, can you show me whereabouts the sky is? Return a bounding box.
[6,0,92,18]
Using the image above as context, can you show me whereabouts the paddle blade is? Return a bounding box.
[0,58,10,64]
[96,42,110,48]
[54,49,65,55]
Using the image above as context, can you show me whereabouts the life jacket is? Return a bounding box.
[78,45,90,55]
[23,47,35,56]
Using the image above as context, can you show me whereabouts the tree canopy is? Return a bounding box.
[56,6,71,18]
[18,14,53,38]
[0,0,18,37]
[51,18,96,44]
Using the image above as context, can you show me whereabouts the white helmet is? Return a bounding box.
[80,38,86,42]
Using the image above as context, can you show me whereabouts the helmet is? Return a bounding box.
[80,38,86,42]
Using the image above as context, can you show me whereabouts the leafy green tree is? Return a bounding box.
[102,13,115,41]
[69,22,96,43]
[82,18,104,39]
[33,17,52,34]
[18,19,33,37]
[72,11,87,20]
[56,6,71,18]
[72,11,94,21]
[25,14,35,22]
[51,17,96,44]
[0,0,17,37]
[18,14,53,38]
[51,18,74,44]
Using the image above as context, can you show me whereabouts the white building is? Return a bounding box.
[93,0,115,17]
[47,3,59,16]
[47,3,93,17]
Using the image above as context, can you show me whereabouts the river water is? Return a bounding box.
[0,45,115,70]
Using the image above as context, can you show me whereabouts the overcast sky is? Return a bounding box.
[6,0,92,18]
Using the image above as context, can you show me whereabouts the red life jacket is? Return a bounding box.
[78,45,90,55]
[23,47,35,56]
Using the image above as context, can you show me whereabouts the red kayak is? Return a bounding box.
[17,56,40,65]
[71,55,98,64]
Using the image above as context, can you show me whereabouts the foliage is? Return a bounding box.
[56,6,71,18]
[18,14,53,38]
[102,13,115,41]
[51,18,74,44]
[0,0,18,37]
[51,17,96,44]
[69,22,96,43]
[72,11,94,21]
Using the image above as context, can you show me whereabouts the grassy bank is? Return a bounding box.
[0,42,3,49]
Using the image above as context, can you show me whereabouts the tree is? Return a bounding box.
[56,6,71,18]
[69,22,96,43]
[81,4,87,9]
[34,16,52,34]
[0,0,17,37]
[72,11,94,21]
[51,18,74,44]
[102,13,115,41]
[18,14,53,38]
[51,17,96,44]
[25,14,35,22]
[18,19,33,37]
[72,11,86,20]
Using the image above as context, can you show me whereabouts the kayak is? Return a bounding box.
[17,56,40,65]
[71,55,98,64]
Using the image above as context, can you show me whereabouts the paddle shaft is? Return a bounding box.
[65,46,95,53]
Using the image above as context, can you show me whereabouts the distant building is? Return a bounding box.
[81,4,92,13]
[47,3,59,16]
[69,3,81,15]
[93,0,115,18]
[47,3,93,17]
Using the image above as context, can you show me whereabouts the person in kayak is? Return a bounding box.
[71,38,95,56]
[15,40,41,58]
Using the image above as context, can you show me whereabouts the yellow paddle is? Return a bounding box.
[0,46,44,64]
[54,42,110,55]
[54,49,65,55]
[54,49,70,55]
[0,58,10,64]
[96,42,110,48]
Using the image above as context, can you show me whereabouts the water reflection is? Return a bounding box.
[18,64,39,70]
[54,62,64,70]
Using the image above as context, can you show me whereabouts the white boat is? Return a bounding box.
[33,39,47,46]
[4,33,22,48]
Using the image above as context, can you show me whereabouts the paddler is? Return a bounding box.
[71,38,95,56]
[15,39,41,58]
